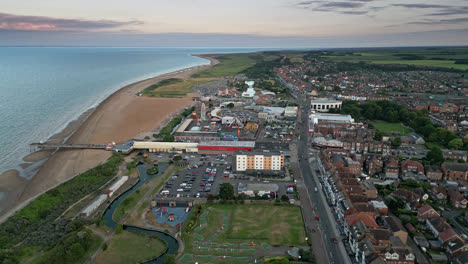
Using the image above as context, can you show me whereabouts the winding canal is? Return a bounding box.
[102,163,180,264]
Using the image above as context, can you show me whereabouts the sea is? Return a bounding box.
[0,47,267,177]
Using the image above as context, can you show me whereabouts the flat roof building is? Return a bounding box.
[311,98,342,112]
[235,150,284,172]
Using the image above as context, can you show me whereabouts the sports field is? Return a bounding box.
[180,204,307,263]
[373,121,412,136]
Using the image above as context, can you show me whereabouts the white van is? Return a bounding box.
[161,190,170,195]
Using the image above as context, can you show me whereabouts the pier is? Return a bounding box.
[30,143,108,151]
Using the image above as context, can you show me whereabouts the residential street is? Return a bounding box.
[296,99,351,264]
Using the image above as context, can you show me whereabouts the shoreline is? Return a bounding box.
[0,54,217,223]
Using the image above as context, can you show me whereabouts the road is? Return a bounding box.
[296,99,351,264]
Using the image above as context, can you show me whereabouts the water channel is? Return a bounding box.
[102,163,180,264]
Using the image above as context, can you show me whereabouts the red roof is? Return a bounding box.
[418,204,439,217]
[345,213,379,228]
[439,228,459,243]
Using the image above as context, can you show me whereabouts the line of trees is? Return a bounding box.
[336,100,468,151]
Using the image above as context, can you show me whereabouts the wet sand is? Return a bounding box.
[0,56,217,222]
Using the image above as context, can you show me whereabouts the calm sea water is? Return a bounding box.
[0,47,264,176]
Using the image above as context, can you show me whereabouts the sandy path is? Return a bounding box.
[0,56,217,222]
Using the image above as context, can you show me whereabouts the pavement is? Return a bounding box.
[296,99,352,264]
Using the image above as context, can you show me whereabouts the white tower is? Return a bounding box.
[200,103,207,121]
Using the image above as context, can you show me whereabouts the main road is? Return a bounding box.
[296,99,352,264]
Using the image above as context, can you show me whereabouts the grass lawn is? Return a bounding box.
[373,121,412,136]
[227,205,306,246]
[142,78,214,97]
[94,230,167,264]
[113,184,149,222]
[180,204,306,263]
[191,53,259,78]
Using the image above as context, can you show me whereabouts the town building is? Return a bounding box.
[442,162,468,183]
[310,98,342,112]
[198,141,255,155]
[235,150,284,172]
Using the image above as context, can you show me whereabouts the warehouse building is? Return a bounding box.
[198,141,255,155]
[132,141,198,153]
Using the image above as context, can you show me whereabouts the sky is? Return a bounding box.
[0,0,467,47]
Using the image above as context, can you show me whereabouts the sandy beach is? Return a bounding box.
[0,55,217,222]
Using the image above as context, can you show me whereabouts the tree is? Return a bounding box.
[448,138,463,150]
[281,195,289,202]
[374,131,383,141]
[392,137,401,148]
[163,134,175,142]
[163,254,176,264]
[219,183,234,200]
[426,147,444,165]
[227,103,235,109]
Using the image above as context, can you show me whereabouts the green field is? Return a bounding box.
[369,60,468,70]
[191,53,259,78]
[94,230,167,264]
[322,47,468,71]
[143,78,214,97]
[180,204,306,263]
[373,121,412,136]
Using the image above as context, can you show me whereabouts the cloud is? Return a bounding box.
[0,12,143,31]
[408,17,468,25]
[295,0,380,15]
[391,4,452,9]
[392,3,468,17]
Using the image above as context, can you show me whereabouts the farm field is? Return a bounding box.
[191,53,259,78]
[94,230,167,264]
[180,204,307,264]
[322,47,468,70]
[373,121,412,136]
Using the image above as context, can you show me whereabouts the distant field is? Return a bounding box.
[143,78,214,97]
[323,47,468,70]
[191,53,259,78]
[94,230,167,264]
[373,121,412,136]
[369,60,468,70]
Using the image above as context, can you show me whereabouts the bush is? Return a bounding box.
[115,224,123,234]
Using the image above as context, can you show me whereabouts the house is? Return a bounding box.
[384,156,399,179]
[401,132,425,145]
[426,165,443,181]
[447,238,468,257]
[442,162,468,182]
[448,189,468,209]
[382,248,415,264]
[443,150,468,162]
[431,185,447,201]
[417,204,440,221]
[392,189,421,204]
[401,160,426,181]
[426,217,462,245]
[386,216,408,244]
